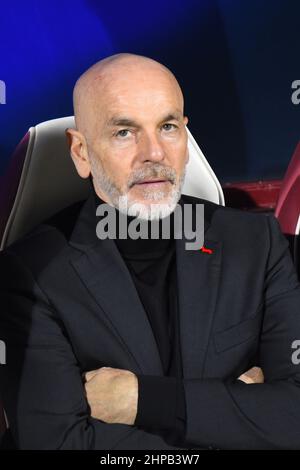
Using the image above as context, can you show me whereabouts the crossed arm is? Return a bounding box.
[83,365,264,425]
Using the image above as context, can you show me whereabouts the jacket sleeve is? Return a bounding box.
[0,250,187,450]
[182,214,300,450]
[134,374,186,440]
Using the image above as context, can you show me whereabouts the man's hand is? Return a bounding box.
[238,366,264,384]
[83,364,263,426]
[84,367,138,425]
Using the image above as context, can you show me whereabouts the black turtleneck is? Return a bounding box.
[92,185,187,446]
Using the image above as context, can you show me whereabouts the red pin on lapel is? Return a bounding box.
[200,245,213,254]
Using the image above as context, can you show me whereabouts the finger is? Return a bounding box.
[244,366,264,383]
[238,366,264,384]
[84,367,112,383]
[237,373,254,384]
[84,370,99,382]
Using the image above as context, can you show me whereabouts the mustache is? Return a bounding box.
[128,164,177,188]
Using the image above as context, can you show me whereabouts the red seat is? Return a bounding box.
[275,142,300,272]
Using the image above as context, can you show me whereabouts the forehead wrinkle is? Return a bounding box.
[106,110,184,129]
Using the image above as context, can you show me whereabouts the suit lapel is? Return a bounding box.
[176,233,222,379]
[69,193,164,375]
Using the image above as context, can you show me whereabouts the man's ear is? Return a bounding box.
[65,128,91,179]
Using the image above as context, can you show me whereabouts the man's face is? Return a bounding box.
[85,68,189,219]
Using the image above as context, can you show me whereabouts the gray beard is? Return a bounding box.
[90,157,186,221]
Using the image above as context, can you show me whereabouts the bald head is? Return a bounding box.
[73,53,184,137]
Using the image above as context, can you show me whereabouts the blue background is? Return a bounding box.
[0,0,299,182]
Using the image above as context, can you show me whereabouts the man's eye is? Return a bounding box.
[162,123,177,131]
[116,129,130,138]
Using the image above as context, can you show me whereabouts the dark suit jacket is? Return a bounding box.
[1,192,300,450]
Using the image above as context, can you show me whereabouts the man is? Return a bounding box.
[0,52,300,450]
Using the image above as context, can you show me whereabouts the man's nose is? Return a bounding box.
[138,132,166,163]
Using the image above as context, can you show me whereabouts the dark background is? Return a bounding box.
[0,0,299,183]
